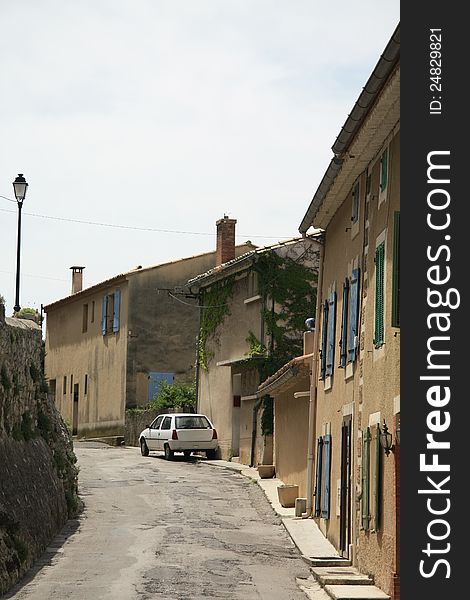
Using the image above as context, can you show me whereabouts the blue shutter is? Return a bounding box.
[320,300,329,380]
[325,292,336,377]
[321,433,332,519]
[348,268,360,363]
[314,436,324,517]
[113,289,121,332]
[101,296,108,336]
[339,279,349,368]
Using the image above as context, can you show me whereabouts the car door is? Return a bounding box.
[147,415,163,450]
[158,415,172,450]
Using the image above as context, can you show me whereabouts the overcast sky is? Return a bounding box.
[0,1,399,315]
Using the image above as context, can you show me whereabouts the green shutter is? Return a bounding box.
[373,424,382,531]
[392,212,400,327]
[362,428,371,530]
[380,147,389,192]
[374,243,385,348]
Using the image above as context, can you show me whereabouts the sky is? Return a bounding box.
[0,0,399,315]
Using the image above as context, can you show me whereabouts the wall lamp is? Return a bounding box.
[379,419,394,456]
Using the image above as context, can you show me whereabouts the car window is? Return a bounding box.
[175,416,211,429]
[150,416,164,429]
[161,416,172,430]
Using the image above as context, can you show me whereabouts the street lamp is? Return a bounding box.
[13,173,28,313]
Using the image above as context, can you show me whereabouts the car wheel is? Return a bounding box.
[183,450,191,458]
[206,449,217,460]
[164,444,174,461]
[140,439,149,457]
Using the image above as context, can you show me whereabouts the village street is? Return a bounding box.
[5,442,311,600]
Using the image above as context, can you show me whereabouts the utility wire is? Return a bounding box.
[0,200,290,239]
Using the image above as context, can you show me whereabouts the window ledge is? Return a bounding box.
[244,294,262,304]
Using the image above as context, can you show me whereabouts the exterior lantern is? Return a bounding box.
[12,173,28,313]
[379,419,394,456]
[13,173,28,202]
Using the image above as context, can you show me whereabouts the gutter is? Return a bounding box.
[298,23,400,235]
[305,237,325,517]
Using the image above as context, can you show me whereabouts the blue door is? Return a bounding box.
[148,372,174,401]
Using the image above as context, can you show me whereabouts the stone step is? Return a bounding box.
[309,558,352,568]
[324,584,391,600]
[311,566,373,586]
[296,576,331,600]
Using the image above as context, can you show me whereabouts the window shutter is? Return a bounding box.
[339,279,349,368]
[321,433,332,519]
[320,300,329,380]
[314,436,323,517]
[113,289,121,332]
[372,424,382,531]
[348,268,361,362]
[392,212,400,327]
[362,428,371,530]
[380,147,389,192]
[374,243,385,348]
[101,296,108,336]
[325,292,336,377]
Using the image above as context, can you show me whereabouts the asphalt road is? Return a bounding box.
[5,443,311,600]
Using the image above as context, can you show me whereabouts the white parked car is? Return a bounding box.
[139,413,219,460]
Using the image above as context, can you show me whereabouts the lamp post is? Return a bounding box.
[13,174,28,313]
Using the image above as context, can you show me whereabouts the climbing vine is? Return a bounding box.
[198,277,235,370]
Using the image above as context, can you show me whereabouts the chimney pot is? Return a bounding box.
[70,266,85,294]
[215,217,237,267]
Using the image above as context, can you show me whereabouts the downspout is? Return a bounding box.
[194,291,202,414]
[250,396,263,467]
[305,237,325,517]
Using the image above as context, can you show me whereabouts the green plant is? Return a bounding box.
[198,277,235,369]
[150,381,196,410]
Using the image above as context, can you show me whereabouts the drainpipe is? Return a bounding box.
[250,396,263,467]
[305,237,325,517]
[194,290,202,414]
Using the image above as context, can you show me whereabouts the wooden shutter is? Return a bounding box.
[101,296,108,336]
[113,289,121,332]
[392,211,400,327]
[380,147,389,191]
[348,268,360,362]
[320,300,329,380]
[361,428,371,530]
[371,424,382,531]
[339,279,349,368]
[314,437,323,517]
[321,433,332,519]
[374,243,385,348]
[325,292,336,377]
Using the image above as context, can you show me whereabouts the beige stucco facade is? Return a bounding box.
[44,244,254,439]
[305,62,400,597]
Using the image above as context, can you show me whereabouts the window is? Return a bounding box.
[348,268,360,363]
[339,279,349,368]
[351,180,360,224]
[175,416,211,429]
[70,374,73,394]
[161,416,172,430]
[313,433,332,519]
[320,301,329,380]
[150,415,164,429]
[101,289,121,335]
[392,212,400,327]
[325,292,337,378]
[82,304,88,333]
[63,375,67,394]
[378,146,390,206]
[84,374,88,395]
[374,243,385,348]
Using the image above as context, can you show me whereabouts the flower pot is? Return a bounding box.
[257,464,275,478]
[277,484,299,508]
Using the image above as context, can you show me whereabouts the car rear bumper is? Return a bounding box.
[168,440,218,452]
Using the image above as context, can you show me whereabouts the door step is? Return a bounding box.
[324,585,390,600]
[311,566,373,586]
[309,558,352,568]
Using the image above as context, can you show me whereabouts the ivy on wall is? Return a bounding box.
[198,276,235,370]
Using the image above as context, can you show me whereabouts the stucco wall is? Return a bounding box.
[313,127,400,595]
[44,281,129,437]
[0,308,79,595]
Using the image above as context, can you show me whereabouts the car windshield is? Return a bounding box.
[175,416,211,429]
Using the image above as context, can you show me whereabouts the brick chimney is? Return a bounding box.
[70,266,85,294]
[216,216,236,266]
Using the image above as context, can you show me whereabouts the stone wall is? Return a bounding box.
[0,304,80,595]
